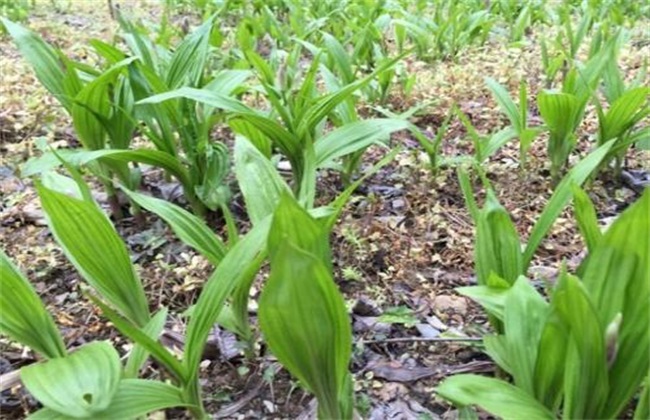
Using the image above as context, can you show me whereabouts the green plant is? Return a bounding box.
[437,188,650,419]
[138,50,420,194]
[458,140,615,329]
[537,36,615,184]
[486,78,541,170]
[594,54,649,179]
[0,248,190,418]
[0,0,30,29]
[259,195,354,419]
[120,137,399,347]
[7,16,249,218]
[2,18,142,218]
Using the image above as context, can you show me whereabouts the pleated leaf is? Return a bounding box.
[29,379,190,420]
[600,86,650,142]
[259,240,352,419]
[121,187,226,265]
[165,16,214,89]
[36,183,150,326]
[475,190,522,286]
[553,271,609,419]
[436,374,554,420]
[533,311,568,411]
[580,189,649,418]
[522,140,614,268]
[537,91,582,141]
[0,249,66,359]
[314,118,411,168]
[572,185,602,253]
[23,148,191,190]
[1,18,77,110]
[21,342,121,418]
[234,136,292,225]
[184,217,271,381]
[503,277,548,396]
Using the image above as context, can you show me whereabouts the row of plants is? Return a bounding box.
[1,0,649,418]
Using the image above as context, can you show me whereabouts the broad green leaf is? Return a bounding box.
[580,189,650,418]
[71,58,137,151]
[137,87,303,161]
[504,277,548,396]
[123,308,168,379]
[484,334,511,374]
[28,379,191,420]
[100,379,190,418]
[1,18,76,110]
[538,91,582,142]
[475,190,522,286]
[486,78,521,131]
[436,374,554,420]
[37,183,150,326]
[322,32,354,84]
[21,342,121,418]
[165,15,214,89]
[0,249,66,359]
[600,87,650,143]
[571,185,602,252]
[522,140,614,268]
[456,274,510,321]
[23,148,192,196]
[314,118,410,167]
[234,136,292,225]
[533,311,568,411]
[121,188,226,265]
[184,217,271,381]
[259,241,352,419]
[553,271,609,419]
[268,194,332,274]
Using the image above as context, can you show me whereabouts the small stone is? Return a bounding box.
[262,400,276,413]
[415,323,440,338]
[433,295,468,315]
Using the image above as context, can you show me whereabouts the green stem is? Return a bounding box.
[184,379,208,420]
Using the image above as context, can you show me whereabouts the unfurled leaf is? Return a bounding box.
[37,183,150,326]
[121,188,226,265]
[475,190,522,286]
[436,374,554,420]
[522,140,614,269]
[580,189,650,418]
[553,271,609,419]
[572,185,602,252]
[314,119,410,167]
[21,342,121,418]
[503,277,548,396]
[259,197,352,419]
[234,136,292,225]
[184,217,271,381]
[0,249,66,359]
[1,18,78,110]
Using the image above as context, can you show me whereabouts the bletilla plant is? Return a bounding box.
[0,249,189,419]
[437,188,650,420]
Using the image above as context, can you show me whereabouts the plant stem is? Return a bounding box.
[184,379,208,420]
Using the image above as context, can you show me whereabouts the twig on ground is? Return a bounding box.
[361,336,483,344]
